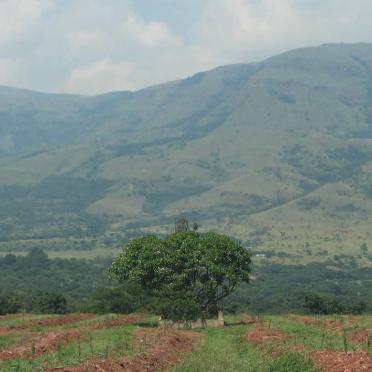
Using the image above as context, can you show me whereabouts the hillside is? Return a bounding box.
[1,43,372,265]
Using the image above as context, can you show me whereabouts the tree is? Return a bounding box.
[360,242,368,255]
[35,292,67,314]
[110,231,252,320]
[0,290,22,315]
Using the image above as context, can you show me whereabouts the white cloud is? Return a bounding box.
[120,14,182,48]
[198,0,372,62]
[0,0,54,46]
[0,58,20,86]
[0,0,372,94]
[63,58,136,95]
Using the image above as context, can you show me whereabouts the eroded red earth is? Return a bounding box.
[46,328,204,372]
[0,314,94,334]
[0,314,144,362]
[93,314,144,330]
[246,325,291,344]
[312,349,372,372]
[0,330,82,360]
[247,319,372,372]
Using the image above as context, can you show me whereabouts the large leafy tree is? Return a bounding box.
[110,231,252,319]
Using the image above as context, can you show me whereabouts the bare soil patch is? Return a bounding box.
[0,314,94,333]
[0,314,27,322]
[46,328,204,372]
[93,315,144,330]
[292,315,353,335]
[347,328,372,345]
[235,314,257,326]
[312,349,372,372]
[247,325,291,344]
[0,329,82,360]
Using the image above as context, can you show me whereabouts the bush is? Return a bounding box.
[87,283,155,314]
[0,291,22,315]
[303,293,367,315]
[157,292,202,322]
[34,292,67,314]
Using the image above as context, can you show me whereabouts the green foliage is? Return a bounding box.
[111,231,252,319]
[33,292,67,314]
[87,283,155,314]
[0,248,110,313]
[157,292,202,322]
[227,260,372,314]
[303,293,367,315]
[360,242,368,254]
[0,290,22,315]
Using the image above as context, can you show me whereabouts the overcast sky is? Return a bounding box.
[1,0,371,95]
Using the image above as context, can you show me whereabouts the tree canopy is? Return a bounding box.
[110,231,252,319]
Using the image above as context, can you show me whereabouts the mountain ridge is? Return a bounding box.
[1,43,372,266]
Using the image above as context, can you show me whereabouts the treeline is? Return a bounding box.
[0,248,110,314]
[0,248,371,315]
[224,260,372,314]
[303,293,367,315]
[0,290,68,315]
[0,249,156,315]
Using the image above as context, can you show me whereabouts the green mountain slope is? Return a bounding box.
[1,43,372,265]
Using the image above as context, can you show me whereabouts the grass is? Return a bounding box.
[0,335,16,351]
[173,326,267,372]
[173,325,316,372]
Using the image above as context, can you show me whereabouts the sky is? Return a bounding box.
[0,0,372,95]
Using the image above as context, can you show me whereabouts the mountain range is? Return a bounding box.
[1,43,372,264]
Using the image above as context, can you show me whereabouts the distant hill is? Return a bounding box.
[1,43,372,264]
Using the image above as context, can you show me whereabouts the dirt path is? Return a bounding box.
[46,328,204,372]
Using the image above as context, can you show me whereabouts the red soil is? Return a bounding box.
[0,314,144,360]
[46,328,204,372]
[293,315,353,335]
[347,328,372,344]
[312,349,372,372]
[19,314,94,329]
[0,330,82,360]
[0,314,27,322]
[236,314,257,325]
[247,326,291,344]
[0,314,94,333]
[93,315,144,329]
